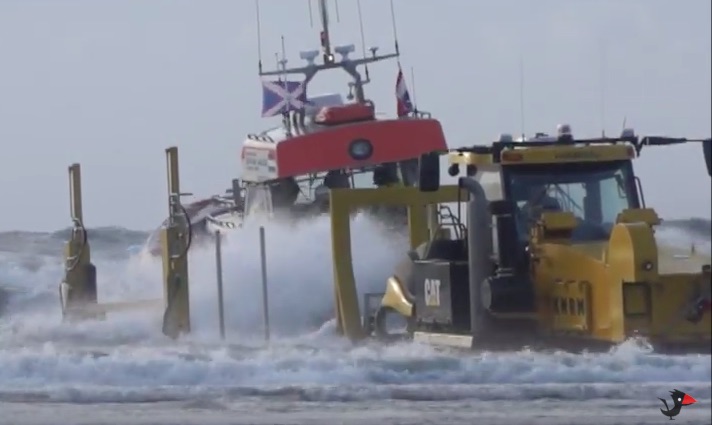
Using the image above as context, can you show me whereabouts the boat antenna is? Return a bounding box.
[317,0,333,64]
[389,0,400,56]
[258,0,399,106]
[255,0,264,73]
[410,66,419,113]
[519,56,526,140]
[599,39,607,137]
[334,0,340,23]
[280,35,288,78]
[356,0,370,81]
[308,0,314,27]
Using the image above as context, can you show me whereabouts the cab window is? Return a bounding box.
[476,170,504,200]
[504,160,639,241]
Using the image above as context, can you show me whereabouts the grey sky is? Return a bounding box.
[0,0,709,232]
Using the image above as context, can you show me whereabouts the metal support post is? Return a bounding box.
[426,203,439,240]
[259,226,271,342]
[215,230,226,340]
[160,147,193,339]
[59,163,101,321]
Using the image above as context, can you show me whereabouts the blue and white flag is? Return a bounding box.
[261,79,308,117]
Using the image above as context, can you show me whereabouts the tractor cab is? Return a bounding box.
[504,145,641,243]
[359,125,711,351]
[442,126,648,268]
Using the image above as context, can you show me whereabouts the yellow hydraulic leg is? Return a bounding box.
[160,147,193,339]
[60,164,102,321]
[426,204,439,240]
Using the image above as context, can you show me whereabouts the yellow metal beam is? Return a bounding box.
[160,147,192,339]
[406,203,428,251]
[329,185,466,341]
[69,163,83,224]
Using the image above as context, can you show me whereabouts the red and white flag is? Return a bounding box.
[396,68,413,117]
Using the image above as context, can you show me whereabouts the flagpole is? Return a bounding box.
[279,36,292,136]
[410,66,418,114]
[255,0,263,73]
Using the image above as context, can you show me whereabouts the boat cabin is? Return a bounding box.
[240,93,447,217]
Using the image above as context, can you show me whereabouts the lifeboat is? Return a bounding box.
[314,102,375,125]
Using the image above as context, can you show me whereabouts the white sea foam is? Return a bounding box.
[0,216,709,404]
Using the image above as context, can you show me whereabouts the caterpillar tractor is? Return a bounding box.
[360,125,711,353]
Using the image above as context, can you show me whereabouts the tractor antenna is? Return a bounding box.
[357,0,370,80]
[389,0,400,56]
[255,0,263,73]
[519,56,526,140]
[599,39,607,137]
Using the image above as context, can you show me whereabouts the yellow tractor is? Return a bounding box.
[360,126,711,353]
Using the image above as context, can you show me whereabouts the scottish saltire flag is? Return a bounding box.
[261,79,307,117]
[395,68,413,117]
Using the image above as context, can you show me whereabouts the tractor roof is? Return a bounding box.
[447,125,707,171]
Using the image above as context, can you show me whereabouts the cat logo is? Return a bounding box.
[424,278,441,307]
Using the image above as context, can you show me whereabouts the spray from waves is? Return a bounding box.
[0,213,407,346]
[0,251,164,347]
[656,225,711,254]
[185,212,408,342]
[1,216,709,346]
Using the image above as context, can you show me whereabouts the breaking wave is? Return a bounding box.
[0,216,709,406]
[0,339,709,404]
